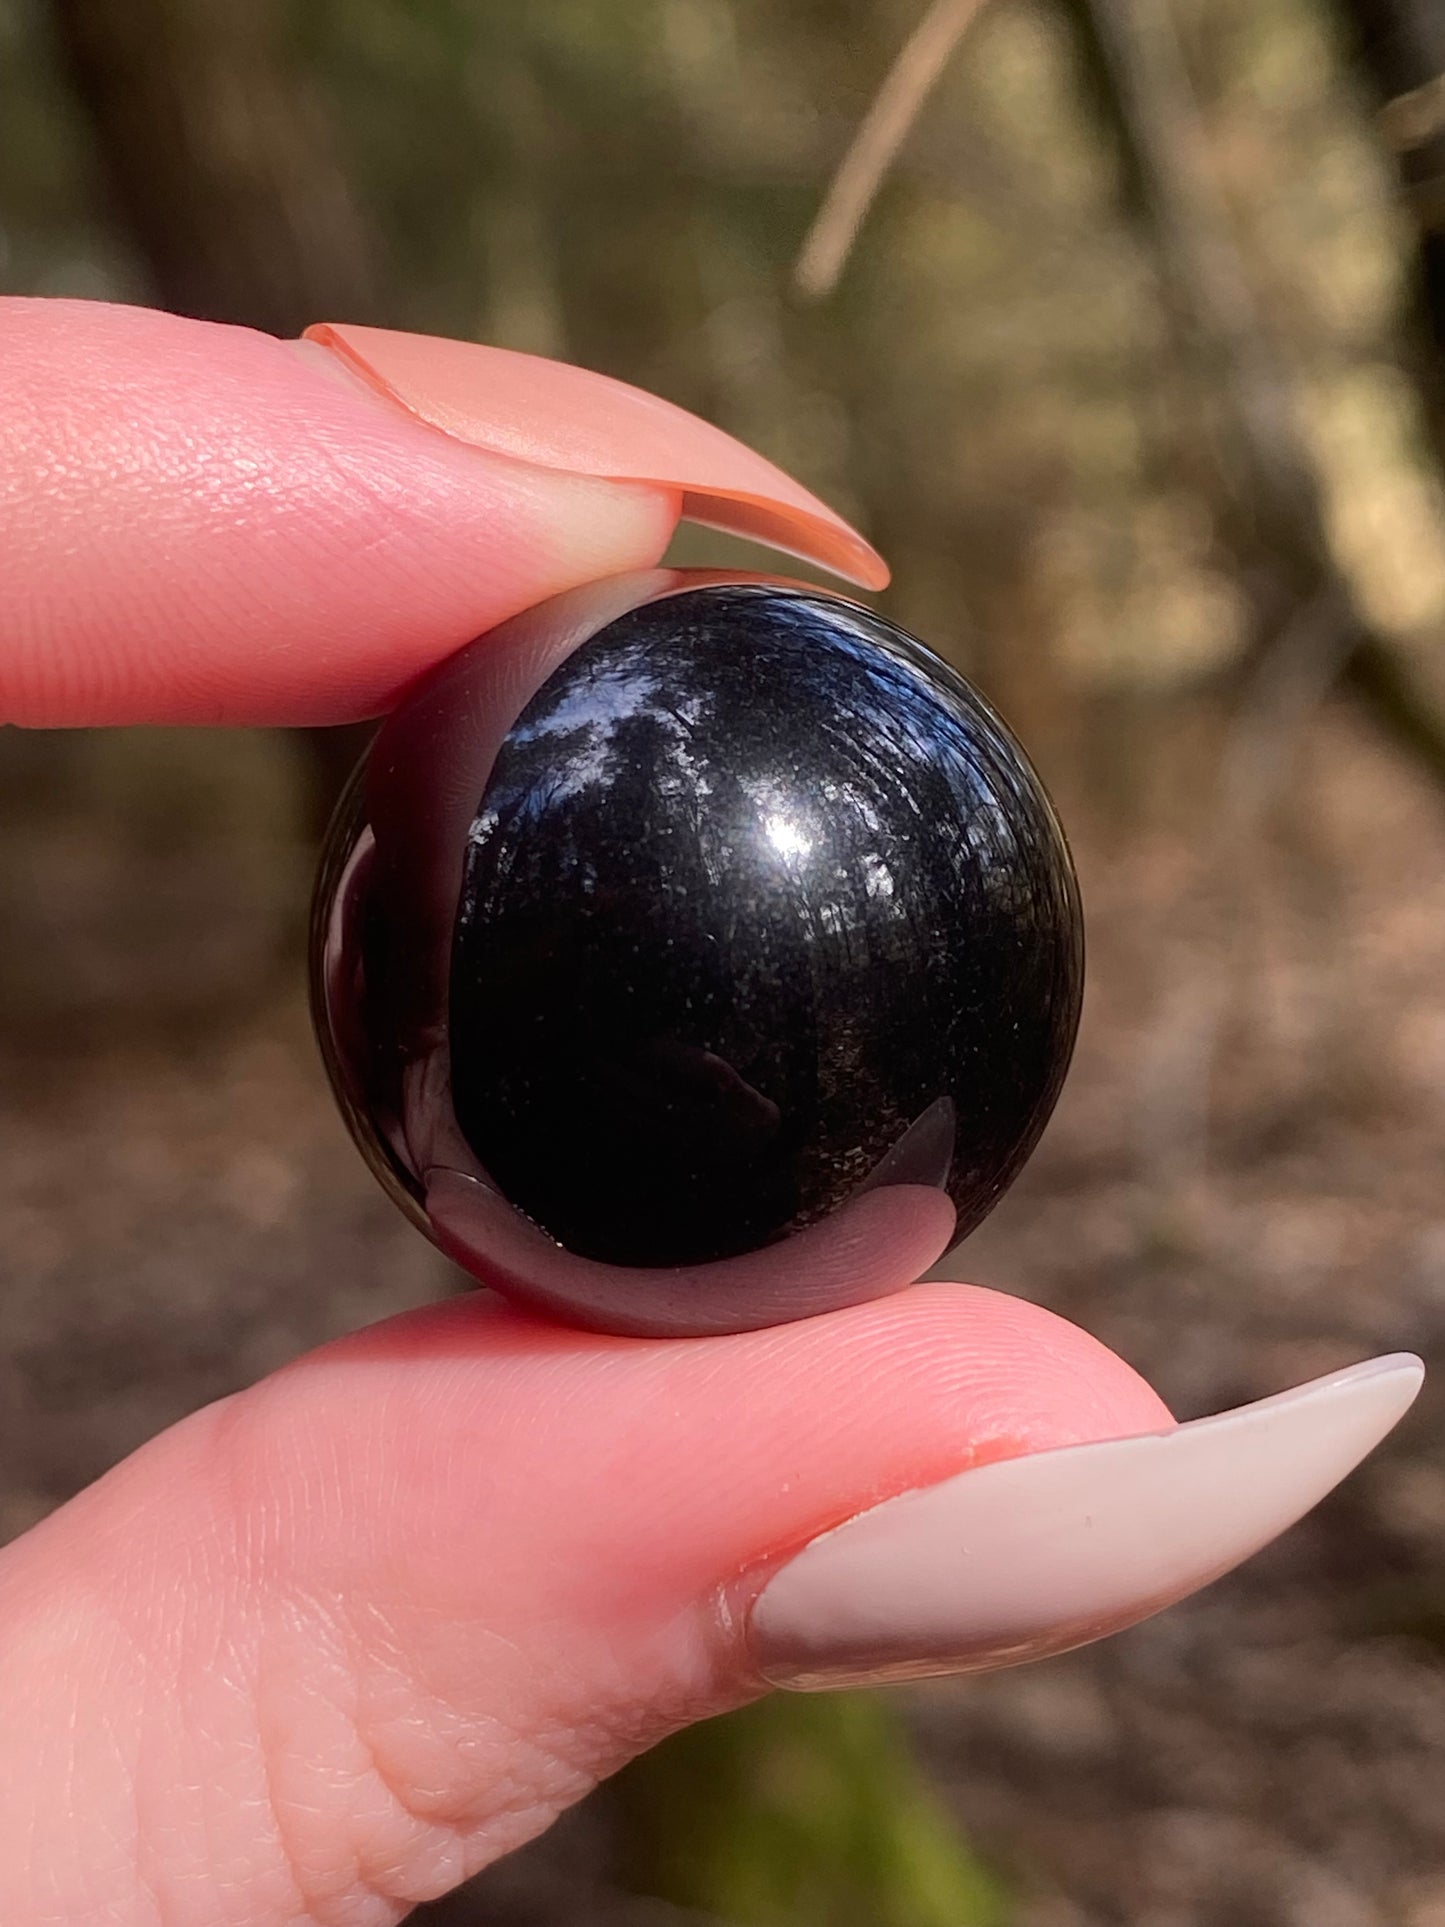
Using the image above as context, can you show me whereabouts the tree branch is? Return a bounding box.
[794,0,990,300]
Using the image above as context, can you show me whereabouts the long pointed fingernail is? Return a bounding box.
[749,1354,1424,1689]
[301,323,888,591]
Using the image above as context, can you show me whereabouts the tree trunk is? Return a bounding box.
[1064,0,1445,791]
[48,0,383,828]
[48,0,376,335]
[1332,0,1445,468]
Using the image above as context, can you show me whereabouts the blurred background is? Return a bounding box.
[4,0,1445,1921]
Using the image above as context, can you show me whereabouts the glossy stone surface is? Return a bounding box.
[311,573,1083,1335]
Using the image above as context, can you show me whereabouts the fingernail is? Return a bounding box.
[749,1353,1424,1689]
[301,322,888,591]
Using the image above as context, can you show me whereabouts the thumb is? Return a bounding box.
[0,1281,1417,1926]
[0,298,884,728]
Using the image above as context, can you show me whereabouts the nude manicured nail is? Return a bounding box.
[749,1354,1424,1690]
[301,322,888,590]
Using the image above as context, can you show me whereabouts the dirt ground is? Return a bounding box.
[4,702,1444,1926]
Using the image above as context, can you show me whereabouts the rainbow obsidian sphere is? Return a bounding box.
[311,572,1083,1336]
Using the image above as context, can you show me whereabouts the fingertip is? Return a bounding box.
[249,1278,1174,1604]
[0,299,681,726]
[304,323,890,592]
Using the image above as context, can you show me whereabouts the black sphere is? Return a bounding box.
[311,572,1083,1336]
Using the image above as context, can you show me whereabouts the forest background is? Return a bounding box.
[3,0,1445,1922]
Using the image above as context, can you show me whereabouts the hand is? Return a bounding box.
[0,297,1421,1927]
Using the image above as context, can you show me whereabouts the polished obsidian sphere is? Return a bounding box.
[311,572,1082,1335]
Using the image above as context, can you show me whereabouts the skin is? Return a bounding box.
[0,298,1171,1927]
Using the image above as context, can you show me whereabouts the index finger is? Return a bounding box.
[0,299,886,727]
